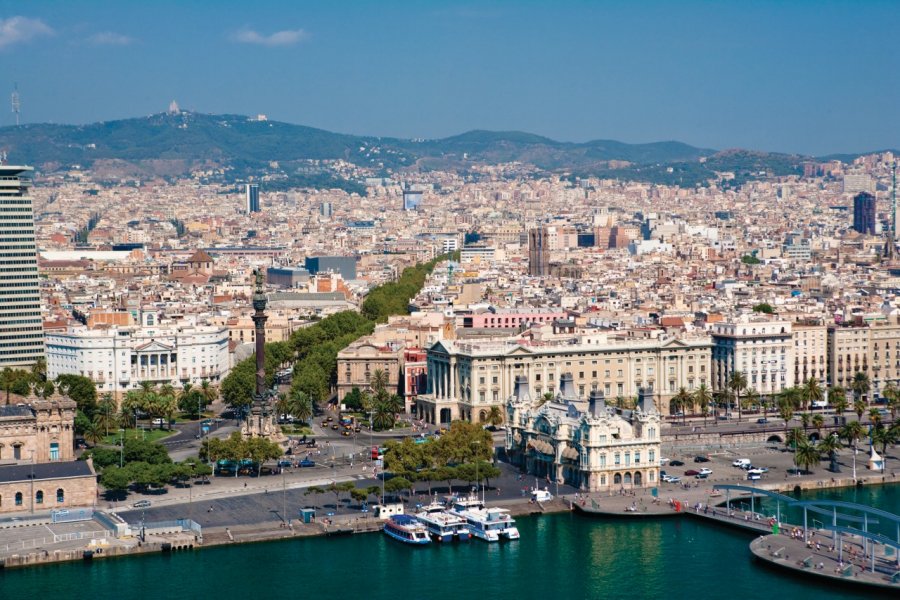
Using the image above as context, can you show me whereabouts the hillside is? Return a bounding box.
[0,110,867,189]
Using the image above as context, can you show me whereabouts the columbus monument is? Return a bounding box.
[244,269,278,438]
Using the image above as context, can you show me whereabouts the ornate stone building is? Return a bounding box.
[0,393,77,464]
[505,374,661,492]
[0,392,97,514]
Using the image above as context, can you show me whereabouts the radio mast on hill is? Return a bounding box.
[10,84,20,126]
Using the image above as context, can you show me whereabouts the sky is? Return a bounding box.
[0,0,898,156]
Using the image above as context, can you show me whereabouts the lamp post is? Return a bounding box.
[30,449,35,515]
[119,428,125,467]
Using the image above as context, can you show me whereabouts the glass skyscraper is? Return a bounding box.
[0,165,44,368]
[246,183,260,213]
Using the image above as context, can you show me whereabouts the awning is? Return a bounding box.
[528,439,553,455]
[562,447,579,461]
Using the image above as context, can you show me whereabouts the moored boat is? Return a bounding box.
[416,500,471,542]
[383,514,431,545]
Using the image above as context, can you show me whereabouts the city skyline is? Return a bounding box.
[0,1,898,155]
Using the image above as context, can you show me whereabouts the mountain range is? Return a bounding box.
[0,111,880,188]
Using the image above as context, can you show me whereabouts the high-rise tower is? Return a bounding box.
[884,162,898,260]
[853,192,876,235]
[246,183,260,213]
[0,165,44,368]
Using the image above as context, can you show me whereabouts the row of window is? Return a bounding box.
[1,488,65,507]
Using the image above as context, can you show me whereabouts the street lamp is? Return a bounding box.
[30,449,35,515]
[119,428,125,467]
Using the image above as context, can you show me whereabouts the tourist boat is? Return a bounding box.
[383,514,431,545]
[448,495,519,542]
[415,499,471,542]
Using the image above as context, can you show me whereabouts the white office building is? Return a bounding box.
[711,317,794,396]
[46,325,231,394]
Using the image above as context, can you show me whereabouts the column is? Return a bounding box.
[449,359,456,400]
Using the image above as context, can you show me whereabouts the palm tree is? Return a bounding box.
[672,387,692,425]
[794,441,821,475]
[538,392,554,407]
[830,386,848,415]
[840,420,866,480]
[786,427,807,451]
[744,387,760,417]
[853,399,867,421]
[370,369,389,395]
[869,407,883,428]
[803,377,823,411]
[818,434,842,472]
[96,393,118,436]
[83,421,105,446]
[486,405,504,428]
[372,400,395,431]
[728,371,747,421]
[289,388,313,424]
[199,379,218,409]
[799,412,811,434]
[693,384,712,427]
[851,371,870,405]
[1,367,17,404]
[888,389,900,421]
[811,413,824,437]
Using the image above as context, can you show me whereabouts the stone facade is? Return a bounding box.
[336,339,403,402]
[506,374,661,492]
[0,394,77,465]
[415,332,710,425]
[0,461,97,514]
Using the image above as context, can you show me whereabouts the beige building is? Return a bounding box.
[336,339,404,402]
[793,322,828,386]
[827,317,900,399]
[416,332,711,425]
[0,394,77,464]
[711,317,794,397]
[0,461,97,514]
[0,392,97,514]
[506,375,661,491]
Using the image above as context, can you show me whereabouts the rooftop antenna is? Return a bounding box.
[10,83,19,126]
[892,160,897,254]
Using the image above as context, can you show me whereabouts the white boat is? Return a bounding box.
[415,500,471,542]
[448,495,519,542]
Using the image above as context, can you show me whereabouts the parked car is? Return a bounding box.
[659,457,670,465]
[695,473,709,480]
[665,475,681,483]
[699,468,713,476]
[669,460,685,467]
[756,418,769,424]
[747,467,768,475]
[747,473,761,481]
[278,459,292,468]
[693,456,710,463]
[152,418,165,426]
[299,458,316,468]
[132,500,152,508]
[684,469,700,476]
[732,458,751,468]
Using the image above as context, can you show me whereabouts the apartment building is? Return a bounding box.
[711,317,794,396]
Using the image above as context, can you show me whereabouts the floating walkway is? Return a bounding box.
[572,484,900,590]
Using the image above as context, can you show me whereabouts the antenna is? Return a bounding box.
[10,83,19,126]
[892,160,897,247]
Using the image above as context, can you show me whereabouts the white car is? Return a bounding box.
[699,468,713,476]
[747,468,767,475]
[659,458,670,465]
[732,458,751,468]
[664,475,681,483]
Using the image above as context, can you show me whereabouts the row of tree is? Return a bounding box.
[361,254,452,323]
[342,368,404,430]
[381,421,500,494]
[200,431,284,476]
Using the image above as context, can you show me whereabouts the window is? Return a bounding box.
[649,450,655,463]
[13,445,21,460]
[15,492,23,506]
[600,454,606,467]
[57,488,64,503]
[614,453,620,465]
[635,452,641,464]
[36,490,43,504]
[50,442,59,461]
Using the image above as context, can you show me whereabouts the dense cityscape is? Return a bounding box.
[1,2,899,598]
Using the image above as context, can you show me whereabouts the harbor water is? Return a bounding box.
[3,485,896,599]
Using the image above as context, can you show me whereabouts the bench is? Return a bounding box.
[801,556,813,568]
[771,547,785,558]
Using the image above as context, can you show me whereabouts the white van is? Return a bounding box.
[812,400,828,409]
[732,458,751,468]
[531,489,553,503]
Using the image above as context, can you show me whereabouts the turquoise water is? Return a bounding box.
[3,485,896,599]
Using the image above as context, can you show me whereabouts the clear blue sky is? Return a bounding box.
[0,0,898,155]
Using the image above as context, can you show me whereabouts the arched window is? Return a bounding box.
[613,473,622,485]
[57,488,65,503]
[624,472,632,485]
[36,490,44,504]
[15,492,23,506]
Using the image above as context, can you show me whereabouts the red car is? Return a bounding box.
[684,469,700,476]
